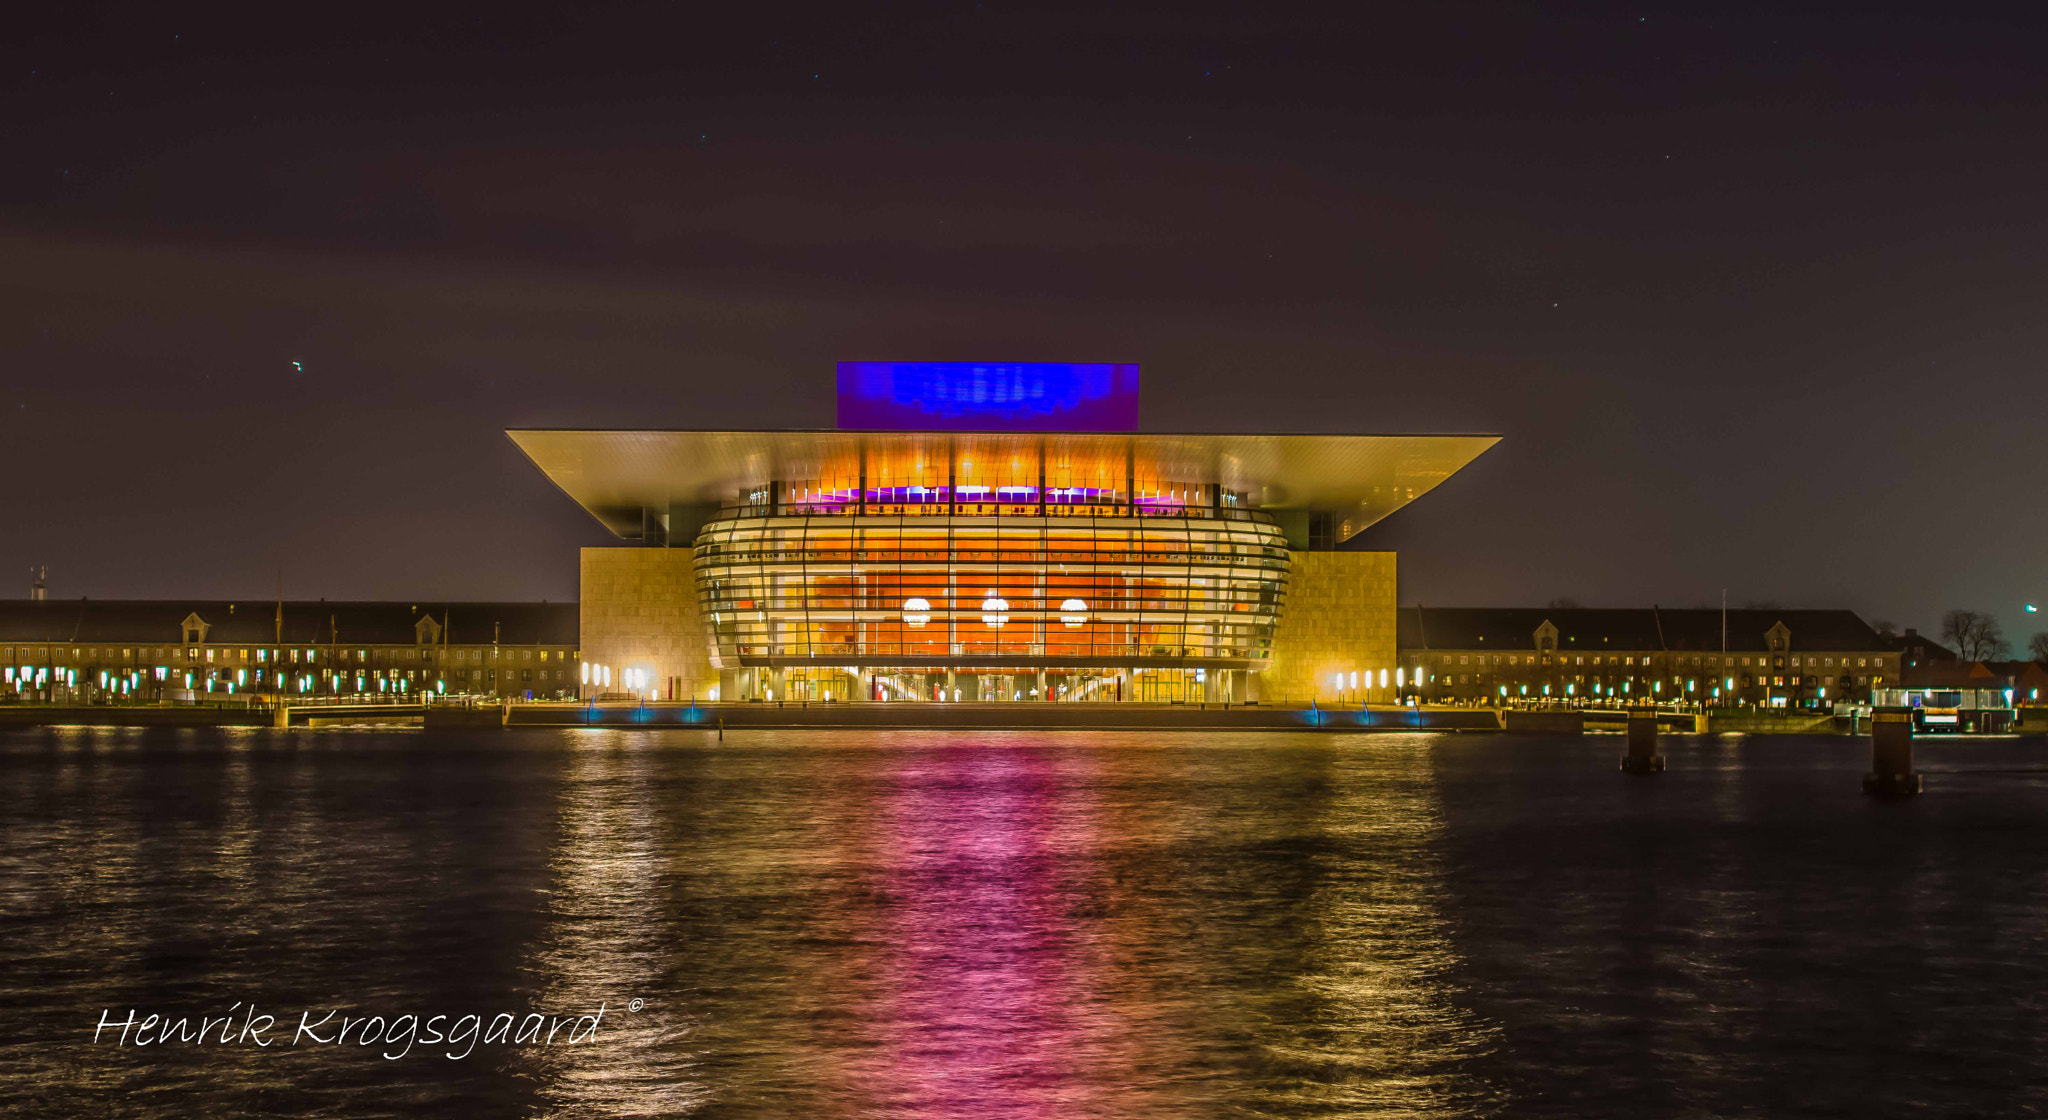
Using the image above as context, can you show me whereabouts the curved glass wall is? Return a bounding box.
[693,509,1289,673]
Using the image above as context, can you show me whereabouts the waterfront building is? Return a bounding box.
[1395,607,1899,707]
[0,599,578,703]
[514,362,1497,704]
[1871,657,2048,733]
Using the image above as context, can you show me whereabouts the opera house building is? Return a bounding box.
[512,363,1494,705]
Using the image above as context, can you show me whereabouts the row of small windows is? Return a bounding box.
[1437,652,1889,669]
[1441,674,1878,687]
[302,667,573,682]
[0,645,576,664]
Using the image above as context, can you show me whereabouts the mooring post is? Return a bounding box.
[1864,706,1923,795]
[717,716,724,741]
[1620,710,1666,773]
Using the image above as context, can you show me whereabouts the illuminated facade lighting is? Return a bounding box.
[515,363,1498,703]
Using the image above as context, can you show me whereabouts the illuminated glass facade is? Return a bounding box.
[691,453,1287,700]
[698,506,1283,678]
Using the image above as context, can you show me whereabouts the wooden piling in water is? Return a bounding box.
[1620,711,1666,774]
[1864,708,1923,795]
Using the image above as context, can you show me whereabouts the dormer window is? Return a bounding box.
[1766,622,1791,654]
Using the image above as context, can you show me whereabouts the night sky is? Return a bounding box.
[6,3,2044,642]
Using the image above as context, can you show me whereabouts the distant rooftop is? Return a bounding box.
[0,600,578,646]
[1398,607,1889,652]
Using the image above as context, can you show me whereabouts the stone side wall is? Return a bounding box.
[580,547,719,700]
[1258,551,1398,704]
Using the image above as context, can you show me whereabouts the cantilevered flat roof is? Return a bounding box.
[508,429,1498,543]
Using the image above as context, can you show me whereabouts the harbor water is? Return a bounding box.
[2,728,2044,1117]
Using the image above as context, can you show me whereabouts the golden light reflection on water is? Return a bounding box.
[524,731,711,1117]
[1239,743,1502,1117]
[504,730,1501,1118]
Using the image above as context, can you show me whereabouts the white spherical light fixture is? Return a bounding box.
[1059,598,1089,627]
[980,596,1010,628]
[902,597,931,628]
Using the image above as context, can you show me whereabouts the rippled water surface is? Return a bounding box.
[3,728,2046,1117]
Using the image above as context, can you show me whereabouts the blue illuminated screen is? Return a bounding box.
[836,362,1140,431]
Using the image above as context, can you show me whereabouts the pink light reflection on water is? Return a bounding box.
[844,744,1136,1119]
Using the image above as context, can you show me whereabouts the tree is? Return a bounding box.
[2030,631,2048,664]
[1940,609,2010,661]
[1871,619,1899,640]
